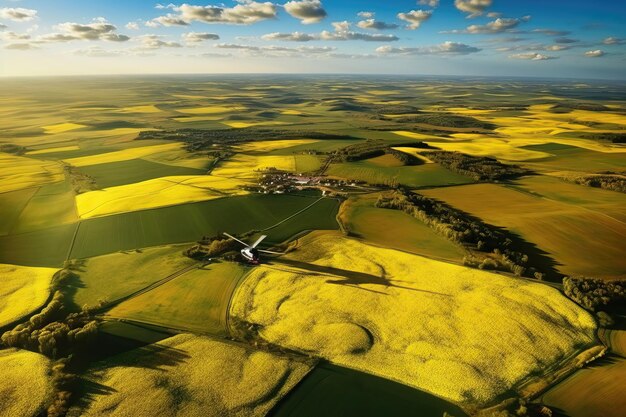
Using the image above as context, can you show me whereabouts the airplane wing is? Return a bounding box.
[223,232,249,247]
[258,249,284,255]
[250,234,267,248]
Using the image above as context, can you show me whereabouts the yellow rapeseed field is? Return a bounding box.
[176,105,247,114]
[76,334,312,417]
[211,154,296,181]
[424,138,552,161]
[391,147,434,163]
[221,121,288,129]
[76,175,248,218]
[26,145,80,155]
[0,349,53,417]
[117,105,161,113]
[235,139,320,153]
[0,153,65,193]
[391,130,446,140]
[231,231,597,406]
[42,122,86,134]
[0,263,57,327]
[64,143,182,167]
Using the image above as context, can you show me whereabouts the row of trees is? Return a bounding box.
[1,270,98,358]
[333,139,429,163]
[569,173,626,193]
[563,276,626,312]
[137,128,357,151]
[421,151,531,181]
[184,234,241,260]
[389,113,496,130]
[375,189,532,276]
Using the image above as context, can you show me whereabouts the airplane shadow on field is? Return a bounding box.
[267,258,451,297]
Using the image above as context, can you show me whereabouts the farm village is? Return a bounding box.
[0,76,625,417]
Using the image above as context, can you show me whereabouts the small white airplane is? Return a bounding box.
[223,232,283,264]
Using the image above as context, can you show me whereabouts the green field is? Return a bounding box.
[521,143,626,173]
[327,160,473,187]
[0,223,78,267]
[107,261,247,335]
[270,364,467,417]
[0,187,37,235]
[70,244,197,310]
[339,193,466,262]
[70,193,340,260]
[79,158,207,188]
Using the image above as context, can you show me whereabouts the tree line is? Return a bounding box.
[420,150,531,181]
[567,173,626,193]
[375,189,540,277]
[563,276,625,313]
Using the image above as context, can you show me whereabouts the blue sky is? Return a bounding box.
[1,0,625,78]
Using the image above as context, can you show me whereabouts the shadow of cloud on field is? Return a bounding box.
[269,258,451,297]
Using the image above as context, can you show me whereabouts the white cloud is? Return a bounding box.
[155,3,177,10]
[284,0,327,24]
[602,37,623,45]
[584,49,605,57]
[183,32,220,43]
[149,14,189,27]
[357,11,374,19]
[0,7,37,22]
[5,42,38,50]
[40,20,130,42]
[0,24,7,30]
[125,22,140,30]
[497,43,571,52]
[397,10,432,30]
[357,19,399,31]
[177,2,277,25]
[261,20,399,43]
[0,31,29,41]
[213,42,336,58]
[418,0,439,7]
[509,52,556,60]
[454,0,492,18]
[138,34,182,49]
[531,28,570,36]
[74,46,126,57]
[377,41,481,55]
[262,31,316,41]
[445,17,528,34]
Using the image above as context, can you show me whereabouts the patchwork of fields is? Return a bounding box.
[0,76,624,417]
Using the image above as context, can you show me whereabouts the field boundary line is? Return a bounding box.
[65,221,81,262]
[260,196,329,232]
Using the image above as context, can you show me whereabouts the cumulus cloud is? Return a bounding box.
[602,36,623,45]
[397,10,432,30]
[138,34,182,49]
[357,19,399,31]
[147,14,189,27]
[454,0,492,18]
[497,43,571,52]
[74,46,126,57]
[5,42,38,50]
[40,19,130,42]
[262,21,398,42]
[0,31,30,41]
[0,7,37,22]
[149,2,277,27]
[213,42,336,58]
[531,28,570,36]
[584,49,605,57]
[376,41,481,55]
[444,16,529,34]
[125,22,140,30]
[509,52,556,60]
[418,0,440,7]
[357,11,374,19]
[262,31,315,41]
[284,0,327,24]
[182,32,220,43]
